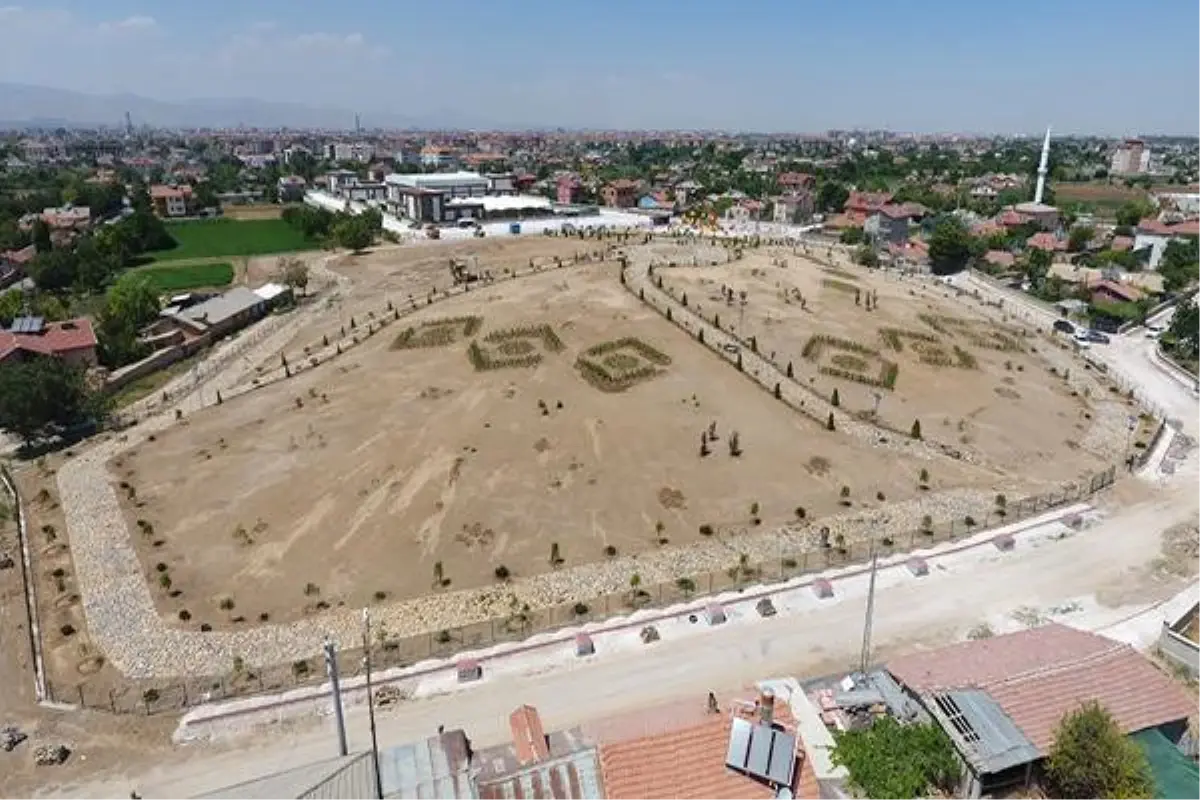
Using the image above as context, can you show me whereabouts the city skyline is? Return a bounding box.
[0,0,1198,134]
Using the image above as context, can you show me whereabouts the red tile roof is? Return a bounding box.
[845,191,892,214]
[596,696,819,799]
[1027,232,1063,251]
[1093,280,1144,303]
[1170,218,1199,236]
[888,623,1195,755]
[984,250,1016,267]
[777,172,816,188]
[0,318,97,362]
[150,184,192,199]
[1137,218,1174,236]
[1,244,36,265]
[1110,235,1134,251]
[996,209,1029,228]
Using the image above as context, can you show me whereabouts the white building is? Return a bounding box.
[384,172,490,223]
[1133,218,1199,269]
[325,142,374,163]
[1110,139,1150,175]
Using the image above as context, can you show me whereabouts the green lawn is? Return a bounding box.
[149,218,316,262]
[134,261,235,293]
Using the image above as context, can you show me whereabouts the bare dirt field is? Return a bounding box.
[110,259,997,630]
[654,247,1129,485]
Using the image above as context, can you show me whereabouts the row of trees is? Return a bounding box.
[281,204,381,252]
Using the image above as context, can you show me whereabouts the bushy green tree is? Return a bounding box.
[831,717,960,799]
[0,358,105,444]
[928,216,978,275]
[97,273,160,368]
[1045,702,1153,799]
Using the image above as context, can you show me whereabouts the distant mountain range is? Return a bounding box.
[0,83,507,131]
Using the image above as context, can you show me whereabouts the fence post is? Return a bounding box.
[109,688,116,712]
[77,684,84,707]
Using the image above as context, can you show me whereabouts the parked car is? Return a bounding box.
[1086,330,1110,344]
[1053,319,1075,334]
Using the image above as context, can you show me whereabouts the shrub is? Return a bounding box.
[676,577,696,594]
[782,557,798,569]
[827,412,835,431]
[494,565,511,581]
[831,388,840,407]
[699,524,714,536]
[876,491,885,502]
[303,582,320,596]
[964,515,977,527]
[292,659,310,678]
[921,514,934,533]
[374,590,388,602]
[573,602,590,616]
[794,506,806,519]
[786,361,794,378]
[910,419,922,439]
[604,544,618,557]
[143,688,160,705]
[219,597,235,611]
[158,573,172,591]
[919,467,930,487]
[178,609,191,621]
[200,623,212,632]
[60,623,76,637]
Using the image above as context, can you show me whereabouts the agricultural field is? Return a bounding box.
[110,259,998,630]
[133,261,235,293]
[1051,181,1149,215]
[148,218,316,262]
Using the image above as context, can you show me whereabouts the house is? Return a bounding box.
[323,169,360,197]
[557,175,583,205]
[1110,138,1149,176]
[596,688,819,799]
[777,172,816,191]
[325,142,374,163]
[0,244,36,290]
[39,204,92,232]
[601,180,640,209]
[0,316,98,367]
[159,286,268,340]
[725,199,763,223]
[840,191,892,226]
[774,191,815,224]
[1012,201,1060,231]
[420,145,458,170]
[276,175,307,203]
[1134,217,1200,269]
[864,204,913,245]
[1091,279,1145,305]
[1026,232,1064,252]
[983,250,1016,269]
[149,185,194,218]
[887,623,1196,798]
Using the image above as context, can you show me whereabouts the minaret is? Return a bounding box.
[1034,126,1052,204]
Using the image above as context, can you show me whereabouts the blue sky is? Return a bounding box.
[1,0,1197,133]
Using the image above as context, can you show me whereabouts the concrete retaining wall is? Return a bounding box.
[1158,604,1199,678]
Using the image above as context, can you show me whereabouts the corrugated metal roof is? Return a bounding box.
[927,690,1041,774]
[379,731,476,799]
[476,748,604,800]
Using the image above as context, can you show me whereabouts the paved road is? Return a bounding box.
[41,267,1200,799]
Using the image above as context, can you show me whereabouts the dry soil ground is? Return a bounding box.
[654,246,1129,485]
[110,259,991,630]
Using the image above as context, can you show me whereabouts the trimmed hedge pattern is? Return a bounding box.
[467,323,564,371]
[919,314,1022,352]
[576,337,672,392]
[391,316,483,350]
[804,334,899,390]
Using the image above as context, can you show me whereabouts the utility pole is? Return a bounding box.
[859,542,879,673]
[362,610,384,800]
[323,637,348,757]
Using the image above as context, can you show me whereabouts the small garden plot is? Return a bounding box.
[879,328,977,370]
[919,314,1022,352]
[821,278,860,294]
[576,337,672,392]
[392,316,483,349]
[468,324,564,371]
[802,335,899,390]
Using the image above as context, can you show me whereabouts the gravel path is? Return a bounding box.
[51,242,1103,680]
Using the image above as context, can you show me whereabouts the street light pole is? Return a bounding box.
[362,609,384,800]
[323,637,348,758]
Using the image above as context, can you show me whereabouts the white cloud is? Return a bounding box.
[97,15,157,33]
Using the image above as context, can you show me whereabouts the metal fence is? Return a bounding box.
[44,465,1116,716]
